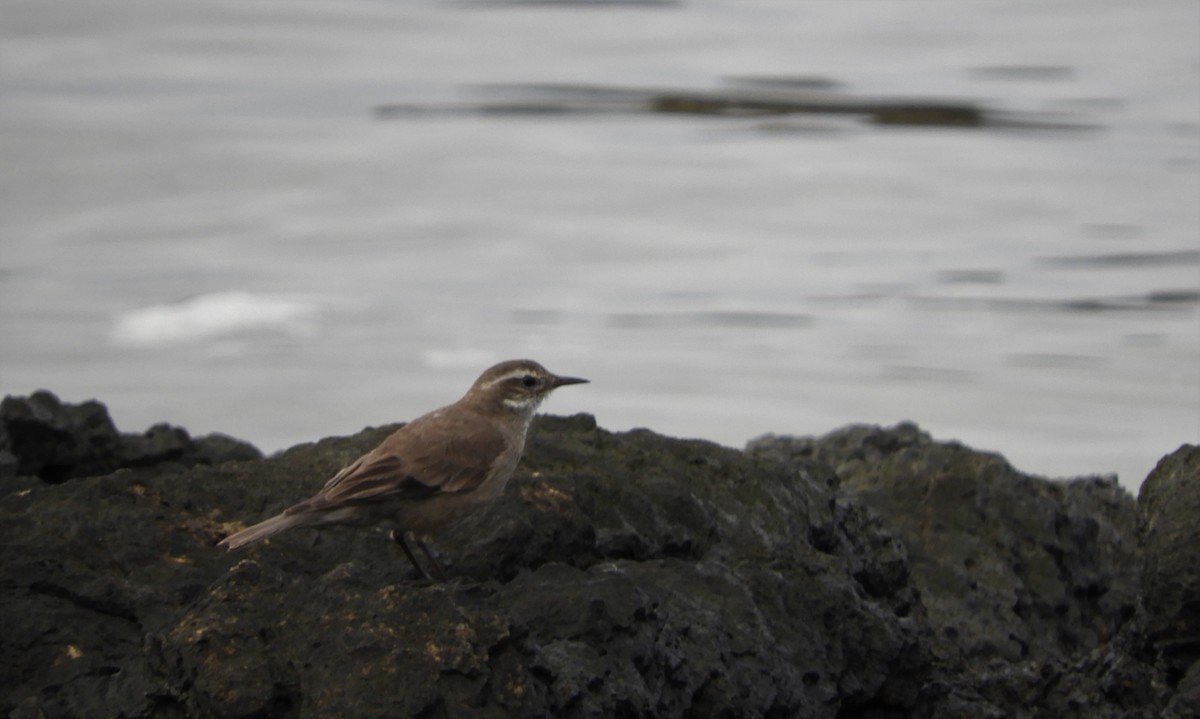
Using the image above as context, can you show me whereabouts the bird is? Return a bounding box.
[217,359,588,580]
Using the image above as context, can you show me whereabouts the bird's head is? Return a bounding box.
[465,359,588,418]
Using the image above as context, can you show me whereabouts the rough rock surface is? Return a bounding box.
[1137,444,1200,716]
[749,427,1192,718]
[0,395,1194,718]
[749,425,1140,665]
[0,390,262,483]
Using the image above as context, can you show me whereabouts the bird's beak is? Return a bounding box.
[551,374,589,388]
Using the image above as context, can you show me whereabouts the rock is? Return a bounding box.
[748,423,1149,718]
[1138,444,1200,682]
[2,413,923,718]
[1165,659,1200,719]
[0,399,1188,718]
[0,391,122,481]
[0,390,262,484]
[189,431,267,466]
[750,424,1139,668]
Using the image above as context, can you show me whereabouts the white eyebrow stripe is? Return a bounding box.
[484,368,537,388]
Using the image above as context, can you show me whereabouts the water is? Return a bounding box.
[2,0,1197,491]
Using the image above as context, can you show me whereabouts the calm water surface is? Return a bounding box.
[1,0,1197,491]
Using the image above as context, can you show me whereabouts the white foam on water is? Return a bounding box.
[109,291,321,347]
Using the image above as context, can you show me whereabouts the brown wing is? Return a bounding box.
[285,408,506,515]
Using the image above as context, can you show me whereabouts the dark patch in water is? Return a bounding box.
[936,269,1007,285]
[970,66,1077,81]
[911,291,1198,314]
[1039,250,1199,267]
[1147,290,1200,304]
[375,82,1101,131]
[724,75,843,92]
[695,311,815,328]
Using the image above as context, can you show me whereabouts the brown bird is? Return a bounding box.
[218,359,587,579]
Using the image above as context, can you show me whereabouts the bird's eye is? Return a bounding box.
[521,375,538,388]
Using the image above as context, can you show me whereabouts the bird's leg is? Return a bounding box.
[414,536,449,583]
[390,529,433,581]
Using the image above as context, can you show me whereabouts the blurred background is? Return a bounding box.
[1,0,1197,492]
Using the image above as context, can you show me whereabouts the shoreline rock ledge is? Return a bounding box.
[1,392,1195,718]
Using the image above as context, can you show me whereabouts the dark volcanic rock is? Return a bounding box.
[0,390,261,484]
[748,423,1155,718]
[2,413,922,719]
[1,401,1188,719]
[1138,444,1200,703]
[750,424,1139,667]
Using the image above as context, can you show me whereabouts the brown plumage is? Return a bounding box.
[218,359,587,579]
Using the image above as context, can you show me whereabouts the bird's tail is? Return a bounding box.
[218,512,318,550]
